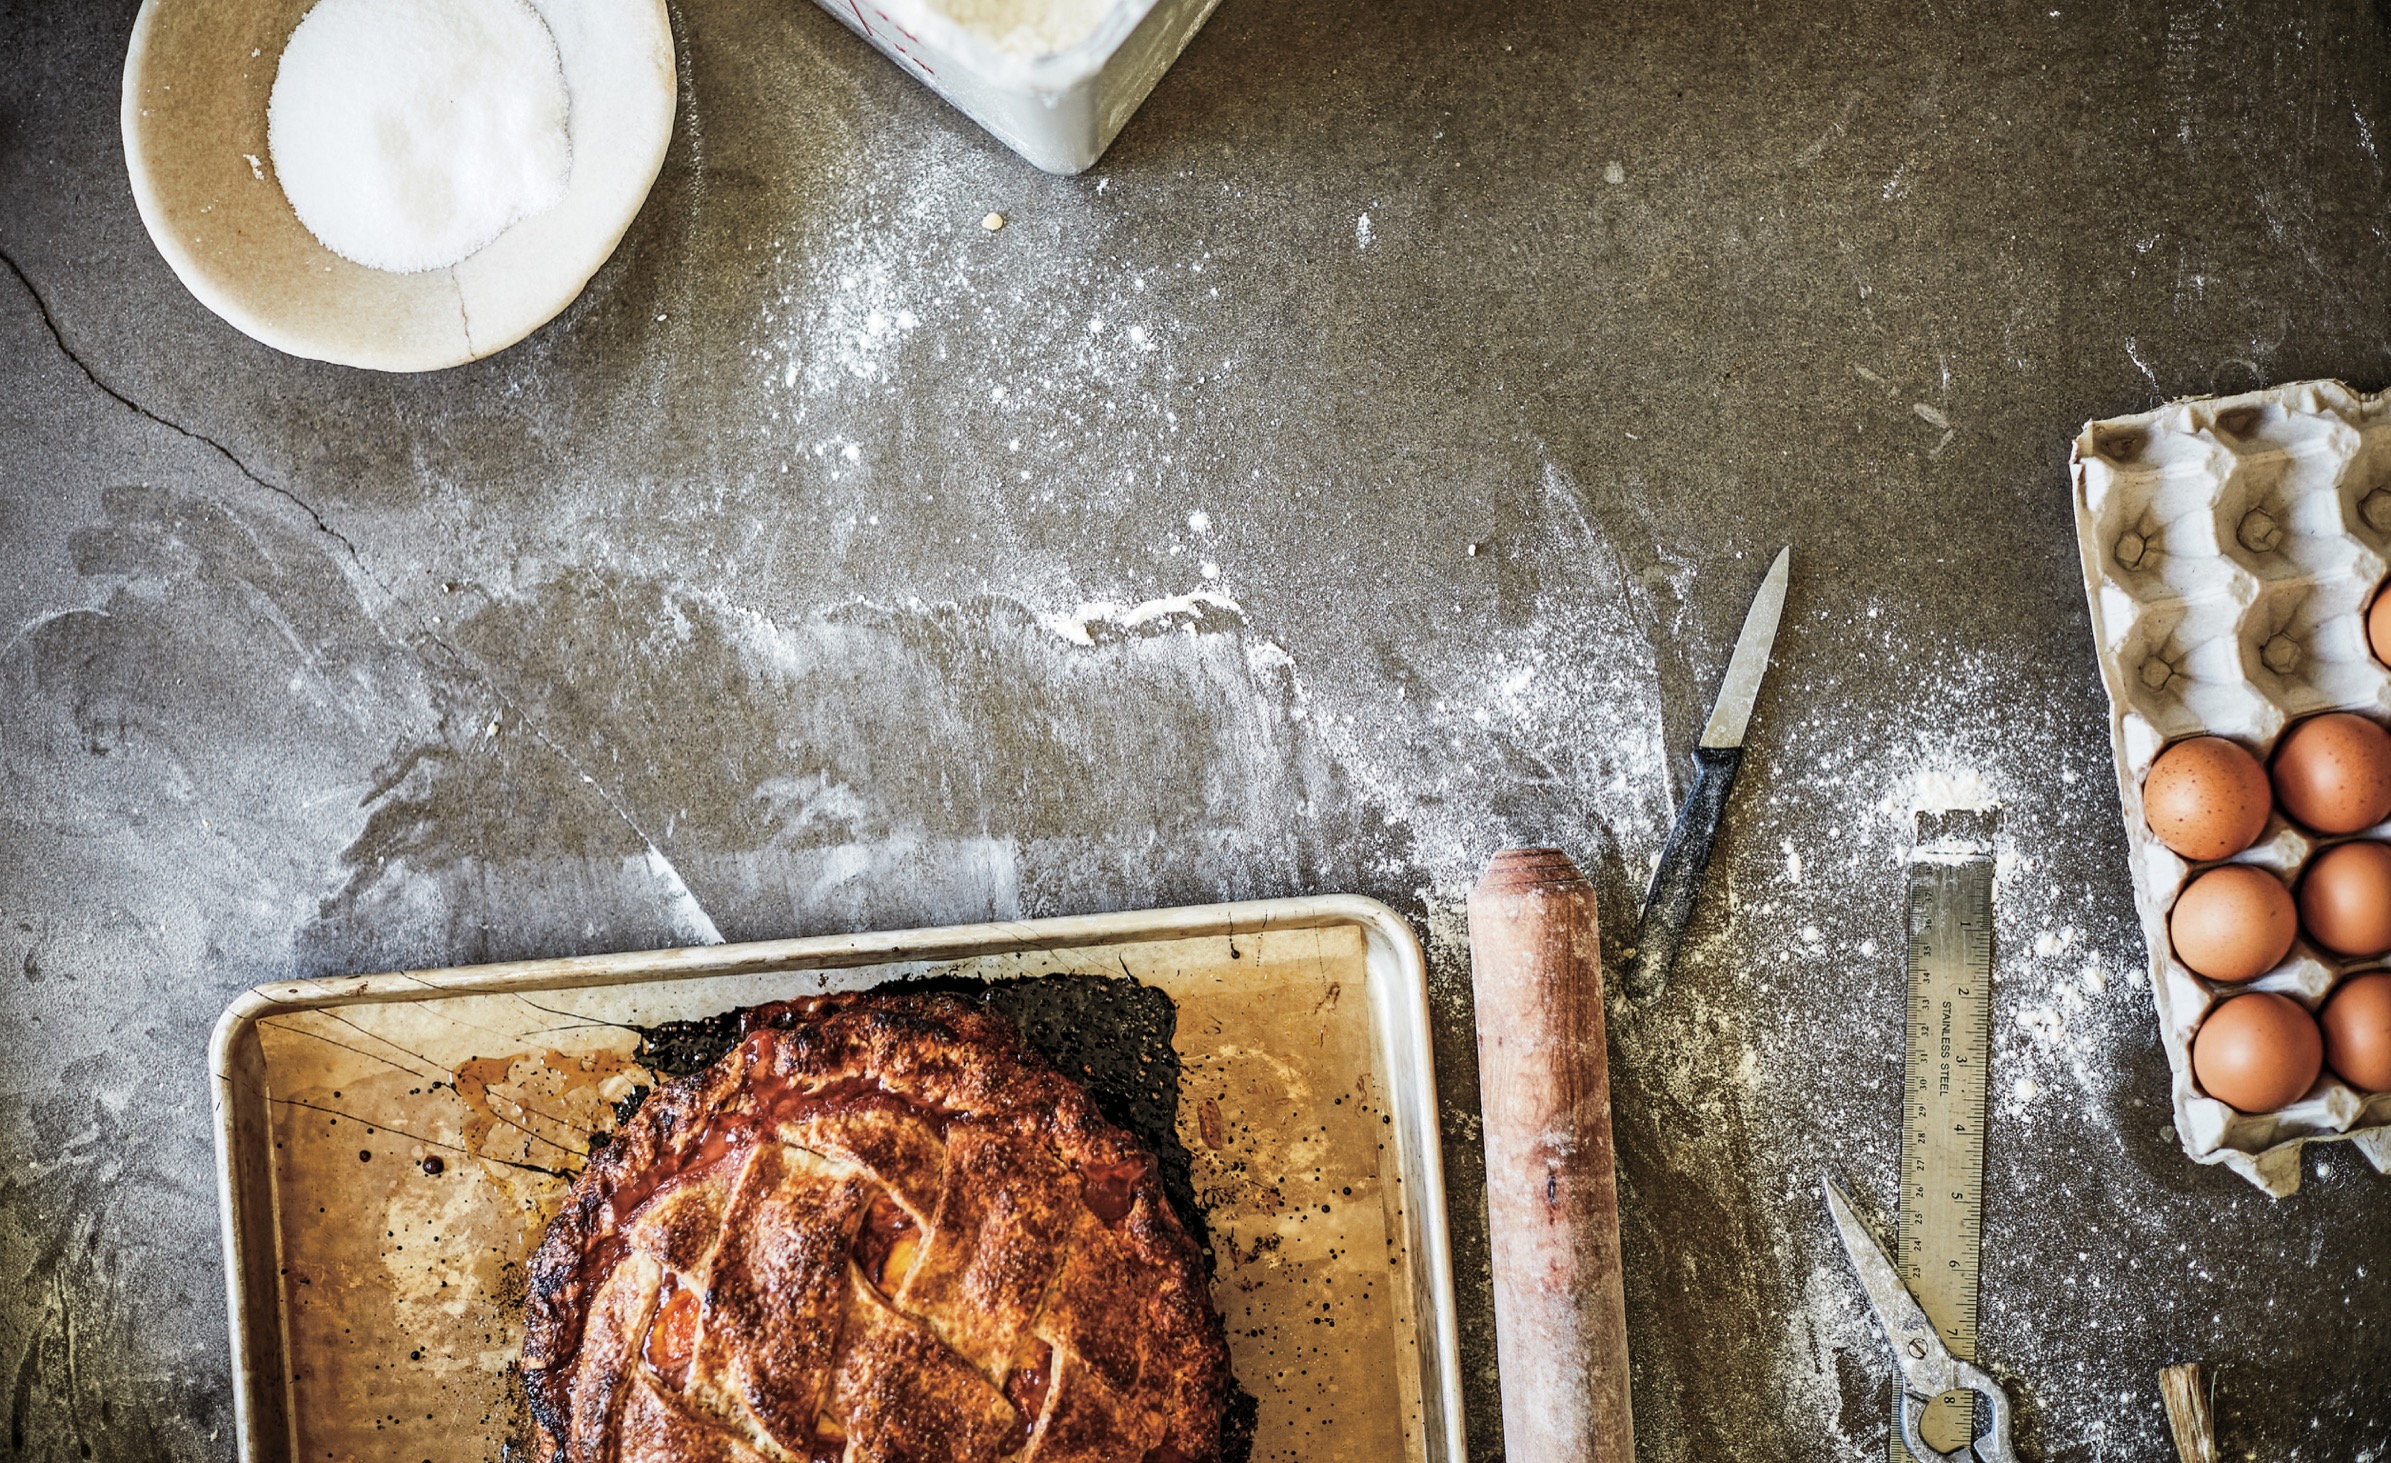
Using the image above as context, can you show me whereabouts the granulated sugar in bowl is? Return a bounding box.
[268,0,573,274]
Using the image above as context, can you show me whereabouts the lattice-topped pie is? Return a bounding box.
[522,993,1233,1463]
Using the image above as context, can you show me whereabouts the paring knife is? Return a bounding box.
[1620,545,1791,1004]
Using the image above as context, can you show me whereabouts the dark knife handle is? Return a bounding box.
[1621,744,1743,1005]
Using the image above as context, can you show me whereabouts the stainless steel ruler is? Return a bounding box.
[1889,849,1994,1461]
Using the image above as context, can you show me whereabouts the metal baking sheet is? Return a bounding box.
[209,895,1464,1463]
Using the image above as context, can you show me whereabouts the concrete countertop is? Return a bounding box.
[2,0,2386,1457]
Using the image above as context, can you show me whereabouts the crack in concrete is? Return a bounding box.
[1,244,722,942]
[0,245,377,577]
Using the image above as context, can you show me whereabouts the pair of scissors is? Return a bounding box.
[1822,1178,2019,1463]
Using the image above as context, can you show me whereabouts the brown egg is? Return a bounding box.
[2297,840,2391,956]
[2370,584,2391,668]
[2192,992,2324,1113]
[2320,970,2391,1092]
[2141,737,2272,859]
[2168,865,2298,982]
[2270,712,2391,834]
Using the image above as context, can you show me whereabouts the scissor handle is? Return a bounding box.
[1896,1360,2017,1463]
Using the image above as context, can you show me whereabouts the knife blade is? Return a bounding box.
[1620,545,1790,1004]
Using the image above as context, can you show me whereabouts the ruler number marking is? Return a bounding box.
[1890,856,1993,1463]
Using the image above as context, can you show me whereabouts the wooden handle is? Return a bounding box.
[1621,744,1742,1003]
[2159,1363,2218,1463]
[1469,847,1635,1463]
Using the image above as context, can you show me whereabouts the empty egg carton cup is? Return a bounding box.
[2074,379,2391,1195]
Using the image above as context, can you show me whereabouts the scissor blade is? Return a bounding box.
[1822,1178,1962,1397]
[1697,546,1790,749]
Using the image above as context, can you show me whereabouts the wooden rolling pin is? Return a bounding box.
[1469,847,1635,1462]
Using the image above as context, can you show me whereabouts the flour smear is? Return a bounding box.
[718,117,2175,1461]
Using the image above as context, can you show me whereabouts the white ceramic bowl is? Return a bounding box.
[122,0,675,373]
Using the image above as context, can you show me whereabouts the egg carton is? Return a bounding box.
[2072,379,2391,1196]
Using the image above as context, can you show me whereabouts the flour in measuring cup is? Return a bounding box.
[922,0,1118,56]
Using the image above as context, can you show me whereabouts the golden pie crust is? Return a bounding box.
[522,993,1232,1463]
